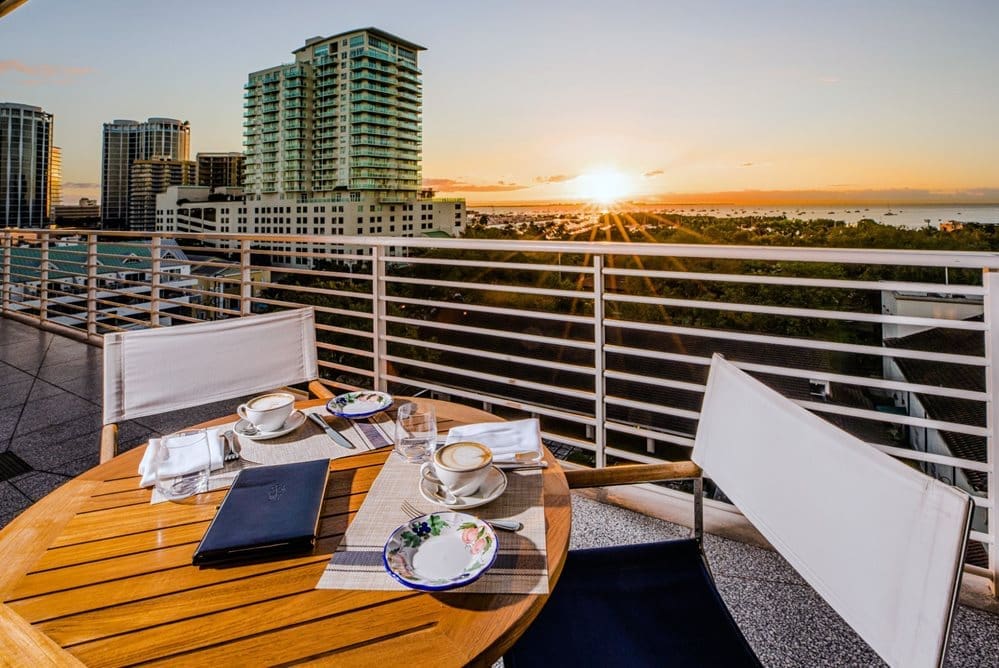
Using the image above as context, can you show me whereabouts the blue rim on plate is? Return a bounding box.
[326,391,393,419]
[382,511,498,592]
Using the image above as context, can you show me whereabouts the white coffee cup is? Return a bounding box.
[237,392,295,432]
[420,441,493,498]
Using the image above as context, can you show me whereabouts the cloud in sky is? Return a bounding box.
[643,169,664,178]
[0,60,94,85]
[424,178,528,193]
[534,174,575,184]
[741,162,754,167]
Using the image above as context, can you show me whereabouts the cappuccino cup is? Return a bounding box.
[237,392,295,432]
[421,441,493,498]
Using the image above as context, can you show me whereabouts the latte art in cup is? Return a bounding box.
[436,441,491,471]
[248,393,294,411]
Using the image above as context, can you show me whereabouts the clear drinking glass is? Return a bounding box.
[154,429,211,500]
[394,402,437,463]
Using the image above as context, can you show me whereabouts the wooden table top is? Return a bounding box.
[0,399,571,667]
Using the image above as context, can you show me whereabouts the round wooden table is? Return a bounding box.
[0,399,571,666]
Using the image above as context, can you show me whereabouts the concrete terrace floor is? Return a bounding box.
[1,317,997,667]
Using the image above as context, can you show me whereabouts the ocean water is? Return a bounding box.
[472,203,999,230]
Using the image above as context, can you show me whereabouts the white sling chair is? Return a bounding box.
[101,307,332,462]
[507,354,972,668]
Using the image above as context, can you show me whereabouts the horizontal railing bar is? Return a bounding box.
[381,373,597,426]
[383,295,594,325]
[606,395,702,421]
[383,255,596,275]
[797,399,989,437]
[604,346,990,401]
[608,292,988,331]
[387,274,587,299]
[604,267,986,295]
[382,314,596,351]
[383,335,592,375]
[384,354,597,401]
[607,318,987,366]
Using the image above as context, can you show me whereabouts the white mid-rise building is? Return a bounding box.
[157,27,464,261]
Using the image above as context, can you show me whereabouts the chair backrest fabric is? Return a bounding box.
[692,354,972,668]
[103,308,319,424]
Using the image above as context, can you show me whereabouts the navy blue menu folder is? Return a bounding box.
[193,459,331,566]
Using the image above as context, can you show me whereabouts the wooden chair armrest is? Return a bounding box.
[564,461,702,490]
[0,603,84,666]
[308,379,335,400]
[99,423,119,464]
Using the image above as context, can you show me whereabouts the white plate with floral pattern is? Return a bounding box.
[382,511,498,591]
[326,391,393,419]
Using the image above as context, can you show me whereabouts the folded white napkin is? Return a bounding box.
[444,418,543,463]
[138,427,226,487]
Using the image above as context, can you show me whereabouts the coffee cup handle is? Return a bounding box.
[236,404,250,422]
[420,462,440,484]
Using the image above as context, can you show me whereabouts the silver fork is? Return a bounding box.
[223,429,240,462]
[400,499,522,532]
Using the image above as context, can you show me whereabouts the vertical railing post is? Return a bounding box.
[150,236,161,327]
[86,234,98,336]
[39,231,50,323]
[593,254,606,469]
[983,269,999,596]
[1,230,11,314]
[239,239,252,316]
[372,245,386,392]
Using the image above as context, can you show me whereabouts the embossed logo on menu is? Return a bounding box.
[268,483,287,502]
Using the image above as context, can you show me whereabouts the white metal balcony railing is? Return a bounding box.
[1,228,996,595]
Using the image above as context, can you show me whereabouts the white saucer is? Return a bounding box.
[419,466,507,510]
[234,410,307,440]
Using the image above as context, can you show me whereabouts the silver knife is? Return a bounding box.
[307,412,355,449]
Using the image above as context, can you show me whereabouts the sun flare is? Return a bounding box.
[573,169,633,206]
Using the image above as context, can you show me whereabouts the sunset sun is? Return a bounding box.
[573,169,633,205]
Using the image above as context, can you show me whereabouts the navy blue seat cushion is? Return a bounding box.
[505,538,760,667]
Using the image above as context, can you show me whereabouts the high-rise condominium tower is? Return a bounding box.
[1,102,52,228]
[242,27,423,199]
[159,28,464,265]
[129,157,196,232]
[101,117,190,229]
[48,145,62,219]
[197,152,245,189]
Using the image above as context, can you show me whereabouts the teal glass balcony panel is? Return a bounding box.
[360,48,396,64]
[350,92,394,106]
[397,100,421,113]
[396,59,421,74]
[397,121,420,132]
[284,67,303,78]
[313,54,335,66]
[284,100,305,110]
[284,90,305,99]
[350,71,394,84]
[243,81,256,89]
[397,69,420,83]
[396,111,419,122]
[350,103,396,117]
[351,58,395,73]
[351,137,397,147]
[262,103,279,112]
[351,126,397,137]
[350,81,394,94]
[350,147,395,158]
[353,114,396,127]
[397,80,421,95]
